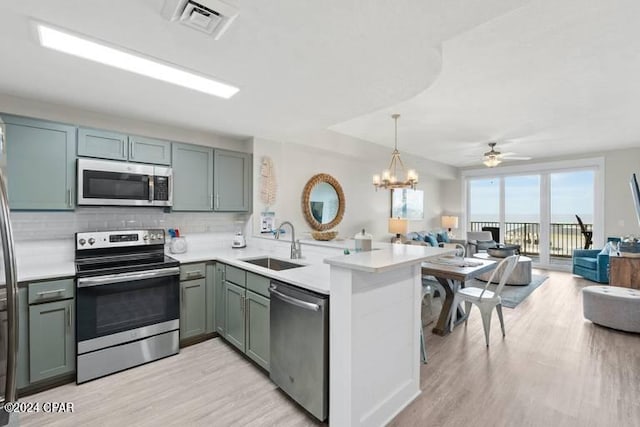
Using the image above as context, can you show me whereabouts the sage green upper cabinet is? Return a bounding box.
[3,115,76,210]
[172,142,213,211]
[77,127,128,161]
[78,127,171,165]
[213,150,252,212]
[129,135,171,165]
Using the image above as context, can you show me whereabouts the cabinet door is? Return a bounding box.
[246,290,270,371]
[29,299,75,383]
[17,288,29,389]
[213,149,252,212]
[77,127,128,161]
[224,281,245,352]
[214,264,226,336]
[129,135,172,165]
[4,116,76,210]
[205,263,215,333]
[172,142,213,211]
[180,279,206,340]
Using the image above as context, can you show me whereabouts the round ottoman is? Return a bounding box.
[582,286,640,333]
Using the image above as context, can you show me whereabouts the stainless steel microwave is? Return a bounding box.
[77,158,172,207]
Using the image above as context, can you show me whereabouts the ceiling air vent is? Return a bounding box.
[162,0,239,40]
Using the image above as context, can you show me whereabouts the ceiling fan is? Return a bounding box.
[482,142,531,167]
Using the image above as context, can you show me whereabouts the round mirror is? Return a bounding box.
[302,173,345,231]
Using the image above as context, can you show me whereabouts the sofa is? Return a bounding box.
[404,230,467,255]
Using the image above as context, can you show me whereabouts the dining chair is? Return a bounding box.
[449,255,520,347]
[420,277,446,363]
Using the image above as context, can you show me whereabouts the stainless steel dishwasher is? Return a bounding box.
[269,280,328,421]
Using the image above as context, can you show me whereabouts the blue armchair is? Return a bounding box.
[572,238,621,283]
[572,249,610,283]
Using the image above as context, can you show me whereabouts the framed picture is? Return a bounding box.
[391,189,424,220]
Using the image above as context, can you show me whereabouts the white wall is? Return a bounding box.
[603,147,640,237]
[251,136,449,242]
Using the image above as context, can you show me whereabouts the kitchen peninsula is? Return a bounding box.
[325,244,450,426]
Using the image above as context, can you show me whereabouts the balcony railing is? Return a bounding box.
[470,221,593,257]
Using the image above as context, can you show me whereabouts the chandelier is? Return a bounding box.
[372,114,418,190]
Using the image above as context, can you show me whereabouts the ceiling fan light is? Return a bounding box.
[483,156,501,168]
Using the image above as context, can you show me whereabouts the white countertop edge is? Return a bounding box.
[324,246,454,273]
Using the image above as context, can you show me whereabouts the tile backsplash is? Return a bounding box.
[10,207,249,241]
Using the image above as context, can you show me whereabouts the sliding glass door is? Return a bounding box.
[465,164,599,268]
[505,175,541,257]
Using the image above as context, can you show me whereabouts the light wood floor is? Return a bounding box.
[19,270,640,427]
[392,270,640,427]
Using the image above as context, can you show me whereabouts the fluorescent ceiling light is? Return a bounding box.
[36,23,239,99]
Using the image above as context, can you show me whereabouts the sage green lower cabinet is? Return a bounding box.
[214,263,226,336]
[205,263,215,334]
[245,290,270,370]
[218,266,271,372]
[180,278,206,341]
[17,288,29,389]
[224,281,246,351]
[28,299,75,383]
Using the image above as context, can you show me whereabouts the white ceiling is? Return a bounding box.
[1,1,637,167]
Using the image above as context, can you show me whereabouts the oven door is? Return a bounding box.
[77,158,155,206]
[76,267,179,353]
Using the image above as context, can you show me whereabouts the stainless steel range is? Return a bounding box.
[75,229,180,384]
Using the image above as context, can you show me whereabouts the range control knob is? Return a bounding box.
[88,238,96,245]
[79,238,86,246]
[143,234,149,241]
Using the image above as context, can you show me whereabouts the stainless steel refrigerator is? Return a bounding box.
[0,118,19,426]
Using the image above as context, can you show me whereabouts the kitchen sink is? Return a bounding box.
[241,257,305,271]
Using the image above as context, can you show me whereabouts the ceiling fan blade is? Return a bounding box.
[502,156,532,160]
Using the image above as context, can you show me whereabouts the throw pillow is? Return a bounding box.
[437,231,450,243]
[425,234,438,247]
[599,242,612,256]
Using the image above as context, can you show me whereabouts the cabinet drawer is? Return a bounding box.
[225,265,246,287]
[247,272,270,298]
[28,278,74,304]
[180,263,207,281]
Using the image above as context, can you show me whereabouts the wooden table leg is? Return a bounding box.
[432,277,454,336]
[432,278,468,336]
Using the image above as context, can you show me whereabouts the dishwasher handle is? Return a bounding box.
[269,285,320,312]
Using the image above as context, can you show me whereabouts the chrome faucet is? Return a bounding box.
[275,221,303,259]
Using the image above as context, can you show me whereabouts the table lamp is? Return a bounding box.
[388,217,408,244]
[441,215,459,237]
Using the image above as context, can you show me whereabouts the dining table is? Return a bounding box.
[421,256,497,336]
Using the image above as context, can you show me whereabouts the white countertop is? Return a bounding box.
[2,234,451,294]
[169,244,331,294]
[325,244,453,273]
